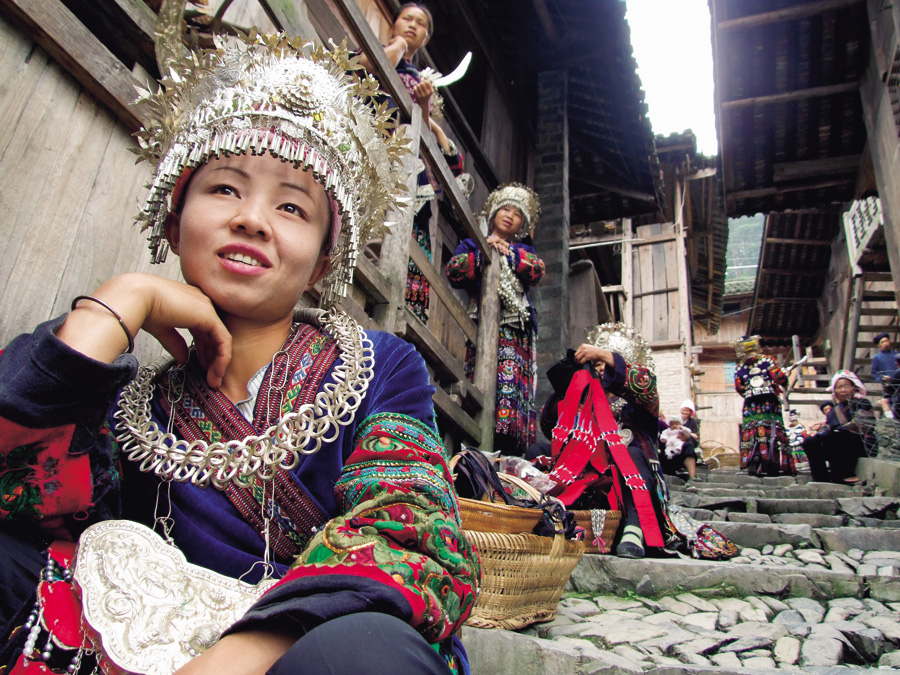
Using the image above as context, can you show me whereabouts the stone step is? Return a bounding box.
[706,522,819,550]
[756,498,840,516]
[569,555,864,601]
[815,527,900,554]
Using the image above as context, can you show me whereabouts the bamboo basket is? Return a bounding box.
[572,509,622,554]
[464,530,584,630]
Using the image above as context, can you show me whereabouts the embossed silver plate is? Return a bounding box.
[75,521,275,675]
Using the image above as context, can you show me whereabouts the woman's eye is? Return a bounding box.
[281,203,305,218]
[213,185,237,196]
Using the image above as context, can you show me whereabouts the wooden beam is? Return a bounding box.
[633,233,679,247]
[773,155,861,183]
[633,286,679,299]
[718,0,864,31]
[1,0,150,129]
[570,176,658,203]
[765,237,833,246]
[730,178,854,200]
[721,82,859,110]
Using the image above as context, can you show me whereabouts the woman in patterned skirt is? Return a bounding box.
[733,336,796,476]
[445,184,544,455]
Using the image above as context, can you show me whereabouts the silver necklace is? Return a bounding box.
[114,308,374,491]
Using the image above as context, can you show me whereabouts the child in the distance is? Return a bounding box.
[0,35,478,675]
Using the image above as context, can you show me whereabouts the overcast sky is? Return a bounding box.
[625,0,719,156]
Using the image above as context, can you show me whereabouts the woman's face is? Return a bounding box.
[491,205,524,240]
[681,406,693,419]
[392,6,430,55]
[833,378,856,402]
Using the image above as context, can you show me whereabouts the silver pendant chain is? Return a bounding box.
[114,308,374,491]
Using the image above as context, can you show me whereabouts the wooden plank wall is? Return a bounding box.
[0,14,180,359]
[632,222,682,344]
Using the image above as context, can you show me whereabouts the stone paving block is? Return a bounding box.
[658,597,696,616]
[742,655,777,669]
[859,614,900,644]
[719,635,776,653]
[591,596,644,612]
[868,579,900,602]
[880,651,900,667]
[774,636,801,664]
[800,636,843,666]
[756,595,790,613]
[675,612,719,632]
[644,612,684,626]
[710,651,743,668]
[579,619,668,645]
[728,621,790,641]
[675,593,718,612]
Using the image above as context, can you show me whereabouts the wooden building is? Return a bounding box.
[709,0,900,438]
[0,0,721,449]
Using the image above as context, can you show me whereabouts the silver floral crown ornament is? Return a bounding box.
[482,182,541,236]
[586,322,655,369]
[134,31,411,307]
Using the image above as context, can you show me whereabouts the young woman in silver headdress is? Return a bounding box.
[0,35,477,675]
[445,184,545,455]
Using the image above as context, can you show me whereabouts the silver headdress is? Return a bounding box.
[134,31,410,306]
[482,182,541,238]
[586,322,654,369]
[730,335,761,360]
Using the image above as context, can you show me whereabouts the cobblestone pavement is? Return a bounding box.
[463,470,900,674]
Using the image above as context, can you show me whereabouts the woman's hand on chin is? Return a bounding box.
[58,273,232,388]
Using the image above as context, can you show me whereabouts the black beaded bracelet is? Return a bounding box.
[70,295,135,354]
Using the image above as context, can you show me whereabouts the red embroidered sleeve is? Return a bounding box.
[509,246,546,287]
[620,360,660,418]
[445,250,480,286]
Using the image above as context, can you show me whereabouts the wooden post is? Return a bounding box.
[842,274,864,371]
[621,219,633,325]
[673,179,693,399]
[473,249,500,453]
[369,106,423,334]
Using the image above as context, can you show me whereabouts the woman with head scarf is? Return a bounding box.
[801,370,874,484]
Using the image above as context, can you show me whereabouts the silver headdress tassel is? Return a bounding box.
[586,322,655,370]
[134,31,411,306]
[481,182,541,239]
